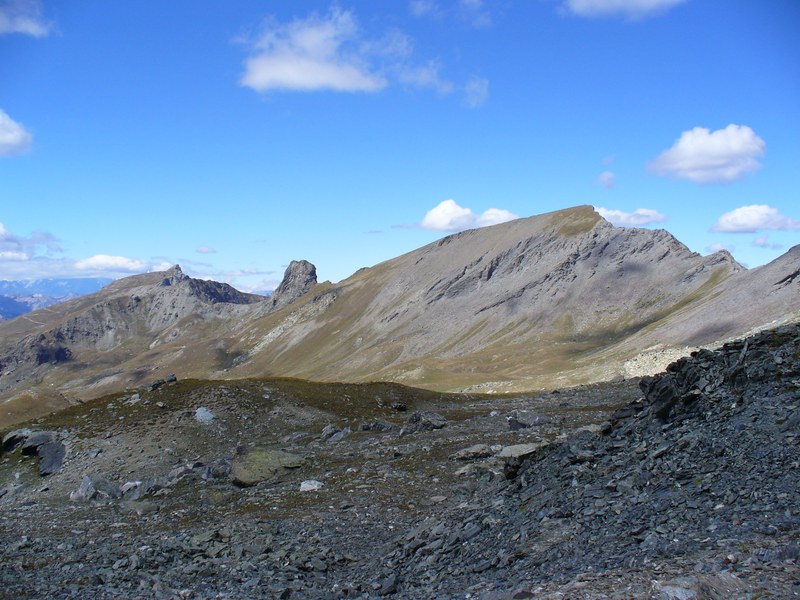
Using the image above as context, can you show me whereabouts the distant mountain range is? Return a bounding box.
[1,205,798,426]
[0,278,113,320]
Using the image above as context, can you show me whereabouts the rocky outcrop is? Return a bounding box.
[270,260,317,310]
[230,448,305,486]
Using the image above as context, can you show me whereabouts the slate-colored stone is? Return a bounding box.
[37,442,66,476]
[21,431,53,455]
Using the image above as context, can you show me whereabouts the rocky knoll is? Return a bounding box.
[0,265,270,423]
[0,324,797,597]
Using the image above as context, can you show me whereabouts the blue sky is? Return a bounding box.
[1,0,798,291]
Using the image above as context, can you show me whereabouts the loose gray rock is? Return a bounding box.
[506,411,552,430]
[70,475,122,502]
[451,444,493,461]
[194,407,214,424]
[37,442,66,476]
[400,411,447,435]
[21,431,53,455]
[2,428,31,452]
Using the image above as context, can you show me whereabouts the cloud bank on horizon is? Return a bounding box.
[1,0,798,288]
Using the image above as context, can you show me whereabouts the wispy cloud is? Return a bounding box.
[398,60,454,95]
[0,109,33,156]
[464,76,489,108]
[420,199,518,232]
[459,0,492,27]
[752,235,784,251]
[711,205,800,233]
[0,0,51,37]
[648,124,765,184]
[562,0,687,19]
[706,241,732,254]
[0,221,60,260]
[409,0,441,18]
[595,207,667,227]
[196,246,216,254]
[593,170,616,189]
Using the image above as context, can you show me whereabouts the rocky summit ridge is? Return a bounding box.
[1,205,799,426]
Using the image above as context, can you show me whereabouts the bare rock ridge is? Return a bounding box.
[0,205,799,425]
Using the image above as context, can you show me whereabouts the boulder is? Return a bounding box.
[506,411,552,430]
[21,431,53,455]
[37,442,66,476]
[299,480,324,492]
[2,428,32,452]
[70,475,122,502]
[451,444,493,461]
[195,407,214,424]
[400,411,447,435]
[231,448,305,486]
[497,442,546,459]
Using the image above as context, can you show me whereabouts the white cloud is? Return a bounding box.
[594,170,616,189]
[240,8,386,93]
[711,204,800,233]
[464,76,489,108]
[648,124,765,184]
[0,250,27,261]
[595,207,667,227]
[422,199,475,231]
[476,208,518,227]
[0,109,33,156]
[398,60,454,95]
[563,0,687,19]
[74,254,147,272]
[0,0,51,37]
[421,199,518,232]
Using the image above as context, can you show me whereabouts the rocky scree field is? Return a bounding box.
[0,324,798,598]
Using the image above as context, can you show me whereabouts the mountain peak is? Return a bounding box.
[271,260,318,310]
[160,264,187,286]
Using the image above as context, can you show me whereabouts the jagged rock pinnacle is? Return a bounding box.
[271,260,317,310]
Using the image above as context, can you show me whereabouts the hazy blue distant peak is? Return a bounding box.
[0,278,113,297]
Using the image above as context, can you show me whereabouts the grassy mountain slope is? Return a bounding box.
[1,205,798,427]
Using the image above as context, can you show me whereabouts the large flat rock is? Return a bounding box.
[231,449,305,487]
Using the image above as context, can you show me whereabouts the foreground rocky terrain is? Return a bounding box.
[1,323,798,598]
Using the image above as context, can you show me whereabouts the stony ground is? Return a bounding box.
[1,324,799,598]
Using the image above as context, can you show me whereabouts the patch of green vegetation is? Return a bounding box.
[552,206,601,237]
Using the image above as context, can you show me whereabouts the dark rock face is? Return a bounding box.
[270,260,317,310]
[37,442,66,476]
